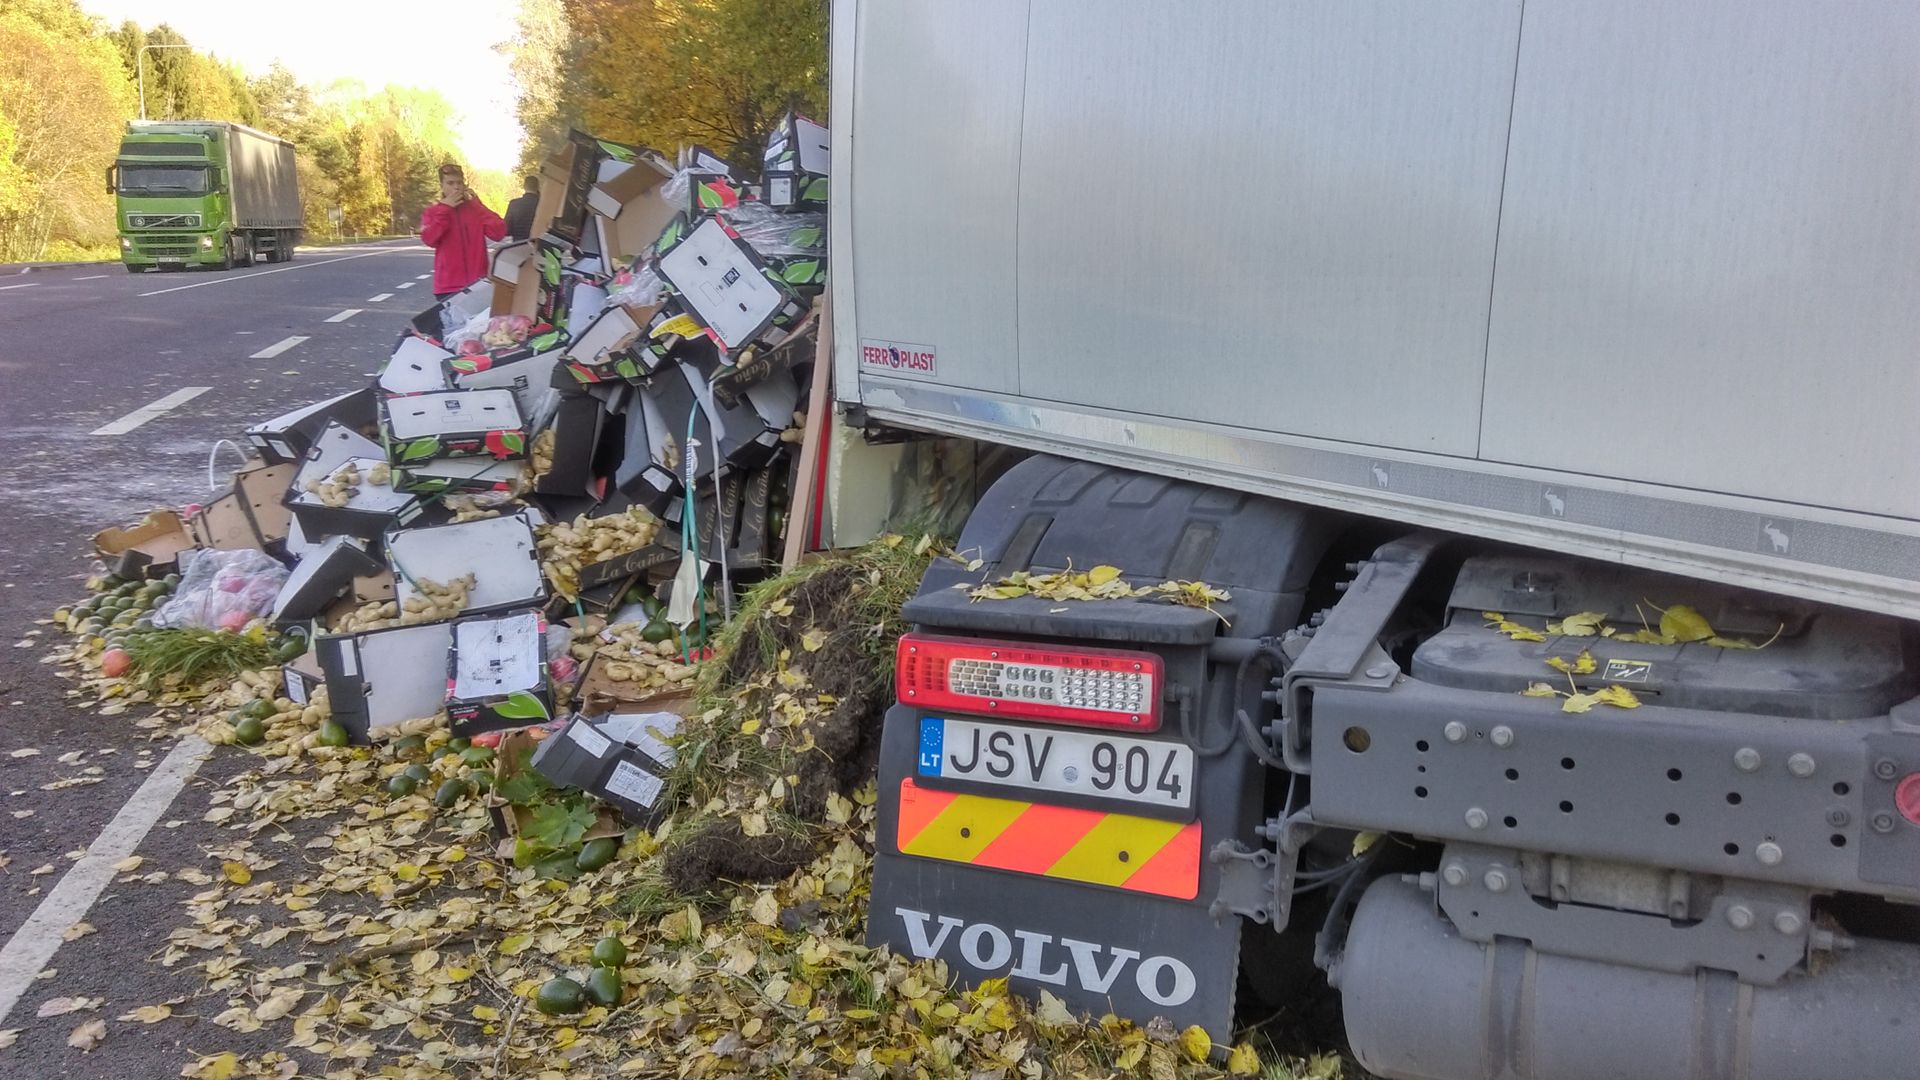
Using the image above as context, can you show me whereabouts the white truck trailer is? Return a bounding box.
[830,3,1920,1077]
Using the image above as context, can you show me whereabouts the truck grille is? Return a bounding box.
[134,239,198,257]
[129,214,202,229]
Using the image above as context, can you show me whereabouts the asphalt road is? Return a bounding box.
[0,242,436,1074]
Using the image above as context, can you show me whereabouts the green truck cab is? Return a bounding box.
[110,120,303,272]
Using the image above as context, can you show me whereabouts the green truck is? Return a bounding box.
[110,120,303,272]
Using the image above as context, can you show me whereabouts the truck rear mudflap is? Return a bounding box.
[864,455,1339,1037]
[871,699,1244,1034]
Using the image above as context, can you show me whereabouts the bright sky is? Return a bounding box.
[80,0,526,172]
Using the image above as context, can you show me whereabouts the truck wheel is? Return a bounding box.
[124,265,142,274]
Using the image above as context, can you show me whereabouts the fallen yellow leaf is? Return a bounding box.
[1179,1024,1214,1063]
[1227,1043,1263,1076]
[221,861,252,885]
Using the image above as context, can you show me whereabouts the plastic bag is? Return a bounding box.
[720,202,825,257]
[606,263,667,310]
[152,548,289,631]
[442,308,493,353]
[482,314,534,350]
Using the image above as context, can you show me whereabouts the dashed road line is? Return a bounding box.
[325,308,362,323]
[74,274,109,281]
[0,282,38,291]
[250,335,309,359]
[89,386,212,436]
[415,273,430,280]
[368,293,393,302]
[397,282,417,290]
[0,736,214,1025]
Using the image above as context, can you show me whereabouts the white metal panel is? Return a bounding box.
[845,0,1029,394]
[1014,1,1523,455]
[1482,1,1920,518]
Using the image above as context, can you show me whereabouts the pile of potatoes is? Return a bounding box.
[571,618,698,693]
[331,574,475,633]
[304,462,392,508]
[537,508,661,598]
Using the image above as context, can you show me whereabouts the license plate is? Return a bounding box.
[917,717,1193,811]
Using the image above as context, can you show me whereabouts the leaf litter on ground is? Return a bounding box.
[25,536,1343,1080]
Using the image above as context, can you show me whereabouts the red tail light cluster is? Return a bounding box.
[894,633,1162,731]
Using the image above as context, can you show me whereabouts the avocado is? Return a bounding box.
[402,763,432,784]
[393,734,427,755]
[242,699,277,721]
[433,779,469,808]
[641,620,674,644]
[317,719,351,748]
[233,716,266,746]
[273,637,308,663]
[575,838,618,873]
[534,977,586,1015]
[458,746,495,768]
[447,736,471,751]
[584,966,622,1007]
[589,935,627,968]
[386,775,418,798]
[465,769,495,791]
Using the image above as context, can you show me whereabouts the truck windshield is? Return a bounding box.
[117,164,211,196]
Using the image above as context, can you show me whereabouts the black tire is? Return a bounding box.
[124,264,141,274]
[282,232,296,262]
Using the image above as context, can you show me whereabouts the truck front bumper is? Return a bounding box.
[122,233,222,267]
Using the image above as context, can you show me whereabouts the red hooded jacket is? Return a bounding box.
[420,197,506,294]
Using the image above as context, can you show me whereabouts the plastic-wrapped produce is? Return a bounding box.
[151,548,289,631]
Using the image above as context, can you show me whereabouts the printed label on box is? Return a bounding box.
[569,721,612,758]
[860,339,939,380]
[604,760,663,808]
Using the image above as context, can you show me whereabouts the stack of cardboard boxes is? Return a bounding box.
[106,117,832,825]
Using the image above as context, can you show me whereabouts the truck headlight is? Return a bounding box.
[120,237,131,251]
[200,236,215,250]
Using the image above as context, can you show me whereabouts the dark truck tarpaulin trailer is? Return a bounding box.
[824,3,1920,1077]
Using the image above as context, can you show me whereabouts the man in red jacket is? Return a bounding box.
[421,164,505,299]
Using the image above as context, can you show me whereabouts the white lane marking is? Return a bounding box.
[367,293,393,302]
[414,273,430,280]
[0,282,38,291]
[74,274,109,281]
[88,387,212,435]
[138,249,397,297]
[396,282,416,290]
[325,308,362,323]
[250,335,308,359]
[0,734,214,1024]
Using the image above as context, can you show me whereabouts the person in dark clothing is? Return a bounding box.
[504,175,540,242]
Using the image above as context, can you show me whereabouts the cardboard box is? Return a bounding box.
[655,216,806,356]
[92,510,193,579]
[446,610,553,736]
[353,568,396,604]
[576,540,682,594]
[490,240,564,321]
[485,729,625,857]
[585,154,678,263]
[380,336,457,395]
[271,535,383,625]
[530,710,688,824]
[387,511,547,616]
[410,281,494,341]
[762,111,830,211]
[561,301,666,383]
[532,129,637,246]
[709,319,813,409]
[449,342,567,435]
[383,389,528,464]
[282,646,324,706]
[286,452,422,543]
[689,173,754,217]
[731,465,776,568]
[245,389,378,465]
[533,395,612,500]
[193,461,297,553]
[395,457,531,497]
[316,620,456,742]
[682,351,799,469]
[577,656,698,716]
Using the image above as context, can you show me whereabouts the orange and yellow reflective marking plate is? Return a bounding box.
[894,779,1201,899]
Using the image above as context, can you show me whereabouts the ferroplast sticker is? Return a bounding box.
[860,339,938,380]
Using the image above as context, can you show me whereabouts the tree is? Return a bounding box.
[511,0,827,171]
[0,9,136,260]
